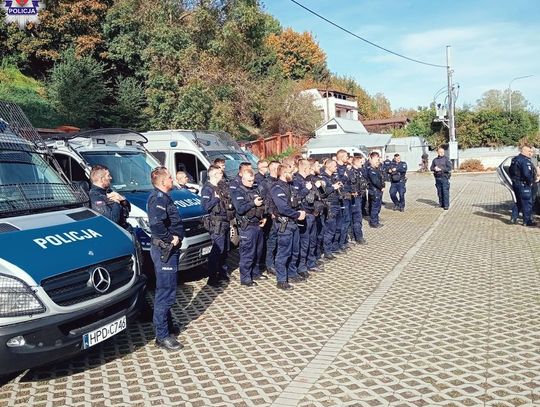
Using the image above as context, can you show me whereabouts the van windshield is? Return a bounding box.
[82,150,159,192]
[0,150,83,217]
[205,150,250,179]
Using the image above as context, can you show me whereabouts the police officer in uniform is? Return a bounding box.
[430,147,452,210]
[336,149,353,251]
[509,144,538,226]
[270,164,307,290]
[319,160,344,260]
[388,154,408,211]
[201,165,231,287]
[231,169,267,286]
[263,161,281,275]
[147,167,184,351]
[89,165,130,229]
[350,156,367,244]
[367,152,384,228]
[293,159,322,276]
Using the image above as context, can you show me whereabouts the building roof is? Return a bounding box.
[315,118,368,135]
[307,132,391,150]
[362,117,409,126]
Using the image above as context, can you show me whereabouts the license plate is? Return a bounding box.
[201,246,212,256]
[83,316,126,349]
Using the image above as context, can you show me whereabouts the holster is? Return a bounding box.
[277,216,288,233]
[152,238,175,263]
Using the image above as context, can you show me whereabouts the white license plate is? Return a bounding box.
[201,246,212,256]
[83,316,126,349]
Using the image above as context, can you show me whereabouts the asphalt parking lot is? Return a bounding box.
[1,172,539,407]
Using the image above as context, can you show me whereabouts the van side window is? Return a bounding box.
[175,153,204,183]
[152,151,166,165]
[53,153,87,182]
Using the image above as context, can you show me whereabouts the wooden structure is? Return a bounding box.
[244,132,309,159]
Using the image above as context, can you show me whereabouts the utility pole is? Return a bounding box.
[446,46,458,168]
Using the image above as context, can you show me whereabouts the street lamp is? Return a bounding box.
[508,75,534,112]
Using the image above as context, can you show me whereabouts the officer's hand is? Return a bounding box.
[315,180,322,188]
[306,181,312,190]
[254,196,263,207]
[259,218,267,228]
[434,166,441,171]
[171,235,180,246]
[107,192,124,203]
[333,182,342,189]
[297,210,306,221]
[215,191,219,198]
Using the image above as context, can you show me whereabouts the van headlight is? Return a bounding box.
[132,217,151,234]
[0,274,45,317]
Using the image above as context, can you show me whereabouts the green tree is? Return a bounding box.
[47,50,108,127]
[109,77,147,129]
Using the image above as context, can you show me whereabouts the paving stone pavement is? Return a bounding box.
[1,173,539,407]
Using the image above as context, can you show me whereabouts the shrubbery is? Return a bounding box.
[459,159,485,172]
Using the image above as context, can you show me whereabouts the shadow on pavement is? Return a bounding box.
[417,198,440,207]
[472,201,514,224]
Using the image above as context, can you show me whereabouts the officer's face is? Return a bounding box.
[258,163,269,175]
[522,146,533,158]
[101,170,112,188]
[243,174,254,187]
[395,156,401,163]
[437,148,445,157]
[176,174,188,185]
[161,171,174,192]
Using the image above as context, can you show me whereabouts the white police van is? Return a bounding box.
[45,129,212,270]
[0,102,146,376]
[142,129,252,187]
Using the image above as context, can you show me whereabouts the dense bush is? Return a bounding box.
[459,159,485,172]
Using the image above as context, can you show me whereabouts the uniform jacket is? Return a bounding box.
[147,188,184,243]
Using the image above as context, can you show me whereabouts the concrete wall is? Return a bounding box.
[428,146,519,169]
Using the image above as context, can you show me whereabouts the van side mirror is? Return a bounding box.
[199,170,208,184]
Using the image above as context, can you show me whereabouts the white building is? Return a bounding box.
[301,88,359,121]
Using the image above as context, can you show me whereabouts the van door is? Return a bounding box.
[174,152,205,184]
[52,152,90,193]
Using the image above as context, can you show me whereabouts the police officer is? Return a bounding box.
[147,167,184,351]
[293,159,322,277]
[201,165,231,287]
[231,169,266,286]
[229,162,253,192]
[89,165,130,229]
[264,161,280,275]
[255,159,269,187]
[319,160,344,260]
[350,156,367,244]
[176,170,199,194]
[509,144,538,226]
[388,154,408,212]
[367,152,384,228]
[336,149,353,251]
[270,164,307,290]
[430,147,452,210]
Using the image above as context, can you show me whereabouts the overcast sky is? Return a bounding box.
[262,0,540,112]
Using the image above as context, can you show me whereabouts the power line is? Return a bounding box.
[289,0,448,69]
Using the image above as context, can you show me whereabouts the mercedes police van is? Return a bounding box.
[0,102,146,376]
[45,129,212,271]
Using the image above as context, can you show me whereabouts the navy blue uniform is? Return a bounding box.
[367,166,384,226]
[388,160,408,210]
[270,179,302,283]
[350,166,367,241]
[509,154,537,225]
[89,185,122,224]
[430,155,452,209]
[336,163,352,249]
[201,182,230,283]
[231,183,264,284]
[147,188,184,341]
[262,176,278,270]
[320,171,342,255]
[292,173,317,272]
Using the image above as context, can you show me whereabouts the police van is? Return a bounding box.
[45,129,212,271]
[0,102,146,376]
[142,129,252,188]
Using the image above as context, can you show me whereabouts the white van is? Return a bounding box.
[143,130,252,186]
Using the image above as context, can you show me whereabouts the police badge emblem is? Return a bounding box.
[3,0,45,28]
